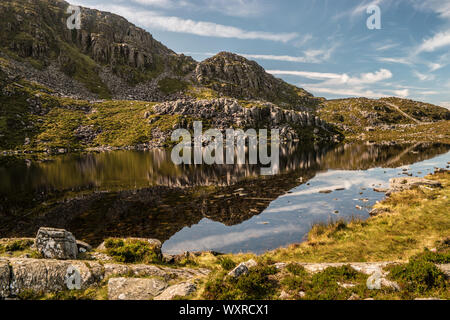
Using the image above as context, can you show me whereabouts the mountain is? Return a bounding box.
[0,0,448,152]
[0,0,321,110]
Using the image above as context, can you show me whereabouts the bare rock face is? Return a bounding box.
[35,227,78,260]
[154,282,197,300]
[108,277,168,300]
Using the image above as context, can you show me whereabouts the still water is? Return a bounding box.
[0,142,449,254]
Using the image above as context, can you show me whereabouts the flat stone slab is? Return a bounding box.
[276,262,396,275]
[108,278,168,300]
[104,263,210,280]
[154,282,197,300]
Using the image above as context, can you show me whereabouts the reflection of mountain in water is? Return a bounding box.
[0,142,448,245]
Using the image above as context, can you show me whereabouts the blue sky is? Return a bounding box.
[70,0,450,108]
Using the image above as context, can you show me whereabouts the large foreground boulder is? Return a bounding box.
[6,258,103,297]
[35,227,78,260]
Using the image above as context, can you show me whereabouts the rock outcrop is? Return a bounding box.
[195,52,322,111]
[0,257,210,299]
[152,98,341,143]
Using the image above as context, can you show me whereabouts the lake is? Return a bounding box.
[0,142,449,254]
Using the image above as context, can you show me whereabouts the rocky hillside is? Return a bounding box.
[318,97,450,132]
[0,0,196,100]
[0,0,321,110]
[194,52,322,111]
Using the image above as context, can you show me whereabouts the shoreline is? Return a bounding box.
[0,170,448,300]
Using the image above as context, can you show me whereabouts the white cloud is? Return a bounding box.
[78,0,267,17]
[241,48,334,64]
[418,30,450,53]
[413,71,435,81]
[440,102,450,109]
[144,16,298,42]
[270,68,397,99]
[377,57,413,65]
[268,70,346,80]
[269,69,392,85]
[376,43,399,51]
[428,62,444,71]
[73,3,297,42]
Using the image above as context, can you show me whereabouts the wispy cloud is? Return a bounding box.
[240,47,335,64]
[412,0,450,19]
[77,0,268,17]
[73,3,297,42]
[144,15,298,42]
[417,30,450,53]
[377,57,413,65]
[413,71,435,81]
[268,70,345,80]
[269,69,392,85]
[269,68,399,99]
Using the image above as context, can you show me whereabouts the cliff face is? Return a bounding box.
[0,0,320,110]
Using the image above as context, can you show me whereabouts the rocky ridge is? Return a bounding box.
[151,98,341,144]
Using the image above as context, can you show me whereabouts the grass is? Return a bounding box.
[202,264,278,300]
[158,77,188,95]
[103,238,162,264]
[318,98,450,144]
[0,79,188,151]
[266,171,450,263]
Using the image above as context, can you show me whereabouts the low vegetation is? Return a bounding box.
[268,171,450,263]
[318,98,450,144]
[103,238,162,264]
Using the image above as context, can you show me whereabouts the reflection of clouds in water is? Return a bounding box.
[163,224,303,254]
[265,201,333,214]
[281,170,387,199]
